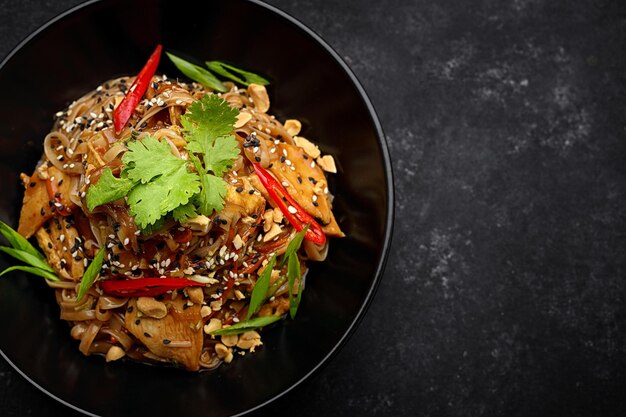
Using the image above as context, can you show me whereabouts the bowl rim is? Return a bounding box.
[0,0,395,415]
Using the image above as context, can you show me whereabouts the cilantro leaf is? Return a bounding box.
[182,95,240,216]
[201,134,240,177]
[182,94,239,151]
[172,202,198,223]
[86,168,135,212]
[128,163,200,229]
[123,137,184,184]
[190,154,228,215]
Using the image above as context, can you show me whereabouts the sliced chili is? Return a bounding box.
[114,44,162,133]
[100,277,202,298]
[252,163,326,246]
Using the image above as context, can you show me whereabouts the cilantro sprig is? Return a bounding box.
[183,94,240,215]
[86,95,240,231]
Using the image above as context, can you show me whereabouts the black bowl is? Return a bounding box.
[0,0,393,416]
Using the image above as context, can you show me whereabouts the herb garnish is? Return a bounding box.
[205,61,270,86]
[182,94,240,215]
[166,53,227,92]
[86,95,240,230]
[0,221,58,281]
[246,253,277,320]
[209,315,283,336]
[166,53,269,91]
[76,246,105,301]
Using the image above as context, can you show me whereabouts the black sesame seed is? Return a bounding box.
[221,219,228,225]
[127,306,134,313]
[303,154,309,160]
[47,242,53,249]
[268,163,273,168]
[135,319,141,325]
[313,201,319,207]
[235,187,243,193]
[248,189,255,195]
[255,156,261,162]
[29,182,36,187]
[144,332,152,338]
[40,208,46,216]
[163,339,171,345]
[280,156,286,163]
[54,192,61,198]
[58,179,64,186]
[297,177,303,184]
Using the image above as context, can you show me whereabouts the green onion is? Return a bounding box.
[210,315,283,336]
[166,53,227,92]
[0,221,47,261]
[246,253,276,320]
[0,221,58,281]
[0,265,58,281]
[0,247,55,273]
[76,246,106,301]
[281,226,308,267]
[205,61,270,86]
[287,252,303,319]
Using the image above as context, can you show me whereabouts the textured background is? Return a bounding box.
[2,0,626,416]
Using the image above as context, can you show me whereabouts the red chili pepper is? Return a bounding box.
[114,44,162,133]
[100,277,203,298]
[45,178,72,216]
[252,163,326,246]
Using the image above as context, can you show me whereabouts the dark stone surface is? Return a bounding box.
[2,0,626,416]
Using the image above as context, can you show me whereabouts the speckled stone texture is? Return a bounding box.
[1,0,626,416]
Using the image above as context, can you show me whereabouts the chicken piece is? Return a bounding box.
[224,177,265,216]
[261,142,343,237]
[18,165,75,238]
[125,297,203,371]
[35,218,85,281]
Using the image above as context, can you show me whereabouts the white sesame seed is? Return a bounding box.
[288,206,297,214]
[281,181,290,187]
[270,148,276,153]
[123,238,130,246]
[311,161,316,168]
[59,234,65,242]
[285,159,292,166]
